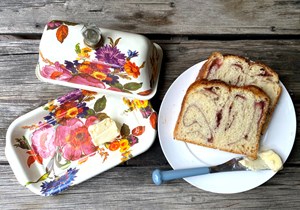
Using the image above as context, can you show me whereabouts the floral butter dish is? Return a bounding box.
[36,20,163,100]
[5,89,157,196]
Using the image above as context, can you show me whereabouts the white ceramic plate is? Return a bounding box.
[158,61,297,194]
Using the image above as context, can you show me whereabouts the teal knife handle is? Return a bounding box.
[152,167,210,185]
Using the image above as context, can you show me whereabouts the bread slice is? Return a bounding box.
[173,80,270,159]
[197,52,281,131]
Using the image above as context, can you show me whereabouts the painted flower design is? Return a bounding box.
[68,74,106,89]
[40,35,148,95]
[55,118,97,161]
[124,60,141,78]
[47,21,62,30]
[57,89,82,104]
[95,45,126,68]
[77,61,111,75]
[123,98,155,119]
[31,125,56,159]
[54,101,88,120]
[77,47,92,60]
[40,168,78,196]
[41,62,72,81]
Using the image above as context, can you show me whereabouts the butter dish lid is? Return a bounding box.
[36,20,163,100]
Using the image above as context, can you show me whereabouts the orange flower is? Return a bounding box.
[109,141,120,151]
[77,61,93,74]
[124,61,140,78]
[55,101,78,119]
[82,90,97,96]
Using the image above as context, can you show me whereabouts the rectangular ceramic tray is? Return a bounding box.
[36,20,163,100]
[5,89,157,196]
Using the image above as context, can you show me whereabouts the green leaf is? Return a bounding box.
[114,37,121,46]
[124,82,143,91]
[75,43,81,54]
[120,123,130,137]
[108,37,114,47]
[96,113,109,121]
[14,136,31,150]
[139,61,146,69]
[86,109,96,116]
[25,172,49,186]
[63,21,79,26]
[94,96,107,112]
[111,82,124,90]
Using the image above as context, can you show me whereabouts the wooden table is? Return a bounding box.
[0,0,299,209]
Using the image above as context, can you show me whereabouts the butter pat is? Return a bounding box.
[239,150,283,172]
[88,118,120,146]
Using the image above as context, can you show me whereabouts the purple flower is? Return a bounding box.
[103,73,119,85]
[40,168,79,196]
[57,89,83,104]
[95,45,126,68]
[64,60,78,74]
[47,21,62,30]
[128,134,139,146]
[44,115,57,126]
[140,106,153,118]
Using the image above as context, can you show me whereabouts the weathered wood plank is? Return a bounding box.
[0,0,299,35]
[0,39,299,165]
[1,164,300,209]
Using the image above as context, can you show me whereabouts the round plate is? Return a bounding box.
[158,61,297,194]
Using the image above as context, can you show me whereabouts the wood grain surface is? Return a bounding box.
[0,0,299,209]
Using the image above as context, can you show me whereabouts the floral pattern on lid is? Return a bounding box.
[37,20,163,100]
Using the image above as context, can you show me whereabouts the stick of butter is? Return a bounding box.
[88,118,120,146]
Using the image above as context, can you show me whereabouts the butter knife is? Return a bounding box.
[152,157,247,185]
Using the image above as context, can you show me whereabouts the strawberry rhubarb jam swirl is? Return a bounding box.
[197,52,281,132]
[174,80,270,159]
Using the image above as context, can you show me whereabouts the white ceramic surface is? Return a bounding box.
[36,21,163,100]
[158,61,296,194]
[6,89,157,195]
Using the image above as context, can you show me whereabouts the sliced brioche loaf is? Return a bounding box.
[197,52,281,131]
[173,80,270,159]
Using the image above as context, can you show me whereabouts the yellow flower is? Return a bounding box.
[121,150,132,162]
[46,100,57,112]
[119,139,129,147]
[77,47,92,60]
[66,107,78,118]
[123,98,134,109]
[133,99,148,109]
[91,71,107,80]
[119,139,130,153]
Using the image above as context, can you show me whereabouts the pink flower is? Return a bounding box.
[31,125,56,159]
[41,62,72,81]
[68,74,106,89]
[85,116,99,127]
[55,118,97,161]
